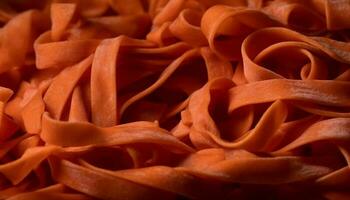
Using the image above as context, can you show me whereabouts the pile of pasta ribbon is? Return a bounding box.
[1,0,350,199]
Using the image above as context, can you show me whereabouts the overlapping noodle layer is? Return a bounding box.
[1,0,350,199]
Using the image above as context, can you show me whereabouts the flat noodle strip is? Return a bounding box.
[49,158,175,200]
[228,79,350,111]
[41,113,193,153]
[180,149,334,184]
[0,0,350,199]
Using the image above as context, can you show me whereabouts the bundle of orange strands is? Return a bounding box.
[1,0,350,199]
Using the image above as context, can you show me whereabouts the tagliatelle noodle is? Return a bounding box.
[1,0,350,199]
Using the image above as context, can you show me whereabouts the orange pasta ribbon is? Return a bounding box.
[1,0,350,199]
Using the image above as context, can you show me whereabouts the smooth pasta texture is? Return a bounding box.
[1,0,350,199]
